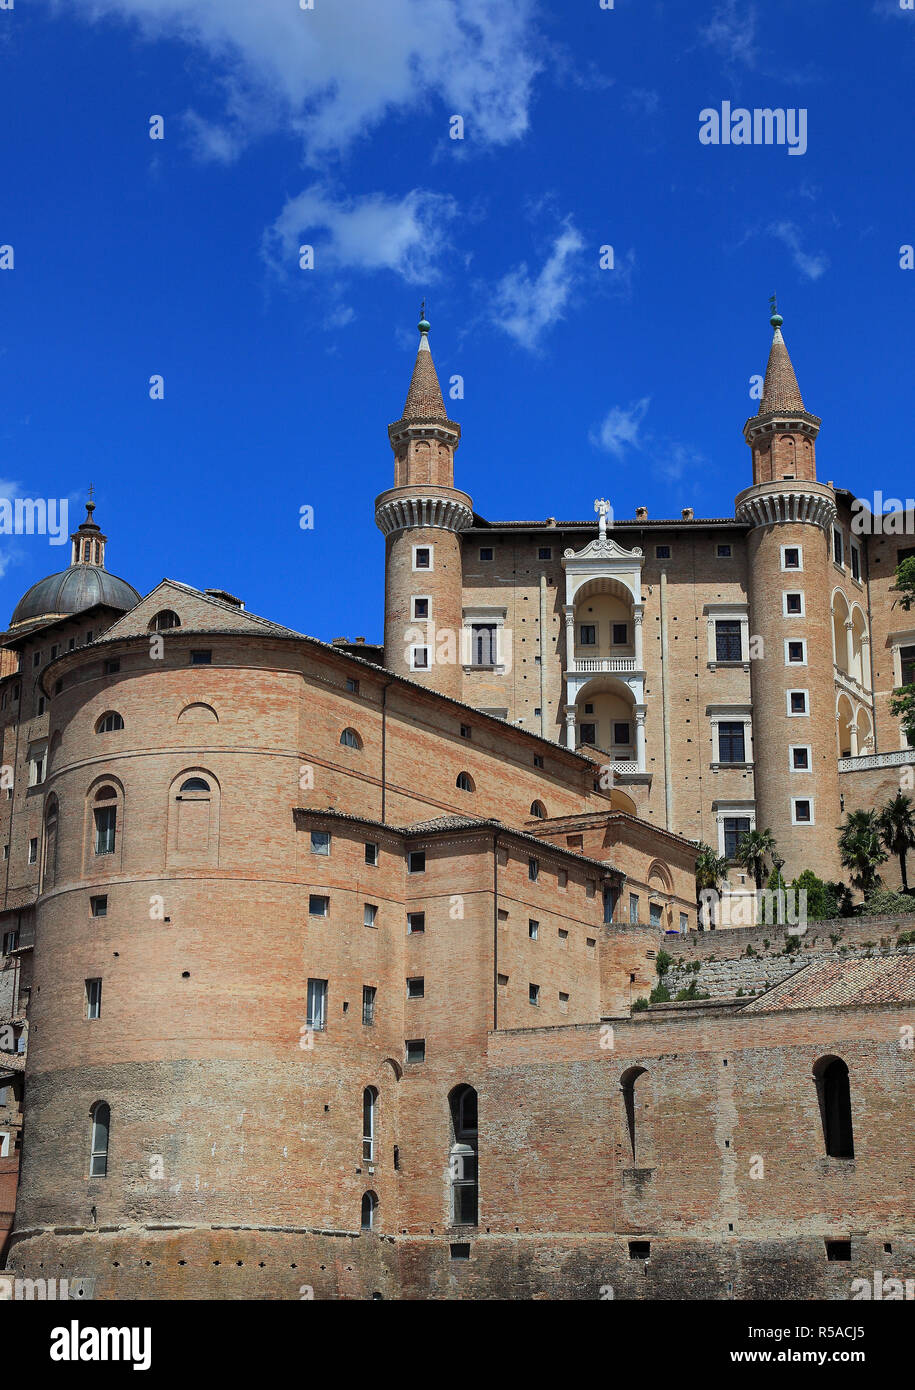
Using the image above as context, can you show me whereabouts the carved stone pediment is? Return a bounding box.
[563,537,643,561]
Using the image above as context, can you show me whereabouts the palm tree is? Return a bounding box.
[838,809,888,898]
[735,827,777,890]
[877,793,915,892]
[695,841,729,928]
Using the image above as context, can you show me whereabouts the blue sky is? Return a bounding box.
[1,0,913,641]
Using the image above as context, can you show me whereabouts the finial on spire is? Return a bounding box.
[418,299,430,335]
[769,293,783,329]
[86,483,96,521]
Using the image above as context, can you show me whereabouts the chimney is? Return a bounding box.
[355,636,366,645]
[636,506,648,522]
[682,507,694,521]
[331,637,348,647]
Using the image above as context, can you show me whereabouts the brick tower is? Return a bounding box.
[375,314,473,700]
[737,309,841,882]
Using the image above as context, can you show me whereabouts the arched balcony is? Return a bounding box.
[567,676,645,771]
[564,575,643,675]
[832,591,870,689]
[837,693,874,759]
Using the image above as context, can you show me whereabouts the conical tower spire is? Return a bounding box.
[743,304,820,486]
[401,310,448,422]
[759,309,805,414]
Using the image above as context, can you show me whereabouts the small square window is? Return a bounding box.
[791,746,810,771]
[460,724,471,739]
[365,842,378,866]
[528,919,539,940]
[405,1038,425,1064]
[412,597,429,619]
[309,895,329,918]
[407,912,425,934]
[629,1241,651,1259]
[793,798,812,825]
[655,545,671,560]
[479,547,493,561]
[558,928,568,946]
[346,677,360,693]
[533,754,543,768]
[104,659,120,675]
[406,977,424,999]
[716,543,732,558]
[412,646,429,670]
[612,623,628,645]
[50,645,59,660]
[538,547,552,560]
[579,624,596,646]
[789,691,808,715]
[825,1240,851,1262]
[528,858,539,882]
[311,831,331,856]
[190,650,212,665]
[782,546,801,570]
[414,548,431,570]
[90,895,108,917]
[408,851,426,874]
[558,991,569,1009]
[612,721,631,745]
[785,592,803,615]
[787,640,806,664]
[364,903,378,928]
[529,983,540,1006]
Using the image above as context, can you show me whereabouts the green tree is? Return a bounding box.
[889,558,915,743]
[735,827,777,890]
[838,809,888,898]
[695,841,729,927]
[877,793,915,893]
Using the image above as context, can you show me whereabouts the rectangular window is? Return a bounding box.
[715,620,742,661]
[784,592,804,615]
[679,912,688,933]
[413,547,431,570]
[479,547,493,561]
[364,842,378,866]
[308,895,329,918]
[104,659,121,675]
[787,639,806,664]
[533,754,544,768]
[718,721,746,763]
[411,645,429,670]
[90,895,108,917]
[407,912,425,934]
[94,805,117,855]
[405,1038,425,1064]
[792,798,813,825]
[833,528,844,566]
[579,624,597,646]
[408,850,426,874]
[406,977,424,999]
[791,745,811,771]
[310,831,330,855]
[86,978,102,1020]
[363,903,377,928]
[629,893,639,925]
[471,624,497,666]
[362,986,376,1026]
[345,676,360,693]
[528,983,540,1006]
[558,928,569,946]
[850,545,861,581]
[412,597,429,620]
[460,723,471,739]
[603,886,615,925]
[649,902,663,928]
[528,919,539,940]
[788,690,808,715]
[612,721,631,745]
[723,817,751,860]
[782,546,801,570]
[900,645,915,687]
[655,545,671,560]
[538,546,552,560]
[190,650,212,665]
[716,543,732,558]
[612,623,628,645]
[36,696,45,716]
[32,652,41,669]
[579,722,596,746]
[2,930,19,955]
[306,978,328,1031]
[2,845,8,861]
[28,753,45,787]
[528,857,539,882]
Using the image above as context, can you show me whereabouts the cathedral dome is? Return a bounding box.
[7,499,140,630]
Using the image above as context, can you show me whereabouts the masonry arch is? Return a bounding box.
[813,1056,854,1159]
[167,768,220,867]
[574,675,636,754]
[448,1084,479,1227]
[619,1066,652,1166]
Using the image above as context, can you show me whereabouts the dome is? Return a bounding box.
[9,566,140,628]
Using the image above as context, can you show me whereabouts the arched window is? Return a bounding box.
[95,711,124,734]
[456,772,475,793]
[340,728,362,750]
[148,610,181,632]
[620,1066,648,1164]
[89,1102,110,1177]
[360,1190,378,1231]
[529,800,546,819]
[814,1057,854,1159]
[362,1087,377,1162]
[177,702,218,726]
[93,786,118,855]
[179,777,210,794]
[448,1084,478,1226]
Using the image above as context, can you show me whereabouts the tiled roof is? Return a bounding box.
[758,327,805,414]
[744,954,915,1013]
[400,336,447,422]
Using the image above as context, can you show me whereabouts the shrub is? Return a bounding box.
[649,981,671,1004]
[631,997,649,1012]
[861,888,915,917]
[674,979,710,1001]
[897,930,915,947]
[655,949,672,978]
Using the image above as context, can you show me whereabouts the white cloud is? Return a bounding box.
[589,398,650,458]
[490,221,585,350]
[700,0,758,69]
[264,185,458,284]
[768,221,829,281]
[55,0,543,160]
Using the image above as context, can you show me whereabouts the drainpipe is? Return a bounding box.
[539,573,547,738]
[380,681,389,823]
[660,569,673,830]
[492,833,500,1031]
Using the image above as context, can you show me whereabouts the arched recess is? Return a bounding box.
[42,793,60,891]
[360,1190,378,1230]
[609,788,637,815]
[619,1066,653,1167]
[89,1101,110,1177]
[84,776,125,875]
[850,605,868,686]
[572,576,636,665]
[855,704,874,755]
[177,702,218,726]
[831,590,851,673]
[574,675,636,753]
[148,610,181,632]
[836,693,855,758]
[47,730,63,774]
[167,769,220,868]
[448,1084,479,1227]
[813,1056,854,1159]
